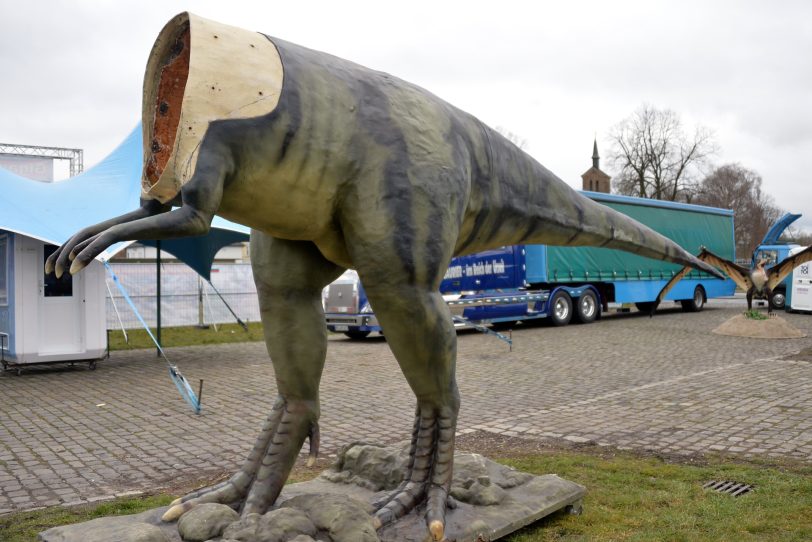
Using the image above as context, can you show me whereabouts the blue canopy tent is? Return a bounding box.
[0,125,250,410]
[0,125,250,279]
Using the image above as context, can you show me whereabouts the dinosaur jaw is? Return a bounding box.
[140,12,284,204]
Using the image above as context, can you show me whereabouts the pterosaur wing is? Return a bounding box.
[652,248,750,316]
[697,249,753,292]
[767,245,812,290]
[654,265,694,308]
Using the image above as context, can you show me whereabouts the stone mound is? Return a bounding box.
[712,314,806,339]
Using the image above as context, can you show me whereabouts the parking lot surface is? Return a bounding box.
[1,299,811,514]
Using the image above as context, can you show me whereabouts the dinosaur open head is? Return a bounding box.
[141,12,284,203]
[143,16,190,197]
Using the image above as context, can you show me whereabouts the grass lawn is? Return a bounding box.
[3,451,810,542]
[0,495,174,542]
[502,452,812,541]
[107,322,266,351]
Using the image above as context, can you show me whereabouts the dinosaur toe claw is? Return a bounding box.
[373,403,457,539]
[162,503,189,522]
[429,520,445,541]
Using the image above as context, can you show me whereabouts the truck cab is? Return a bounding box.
[752,213,803,310]
[323,270,380,339]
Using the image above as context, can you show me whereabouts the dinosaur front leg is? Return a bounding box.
[65,203,215,275]
[362,282,460,541]
[45,198,173,277]
[49,131,231,277]
[746,287,755,310]
[163,234,343,521]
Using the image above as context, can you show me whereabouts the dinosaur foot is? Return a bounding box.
[162,397,318,521]
[372,404,457,541]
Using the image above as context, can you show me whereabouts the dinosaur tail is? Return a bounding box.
[460,129,725,280]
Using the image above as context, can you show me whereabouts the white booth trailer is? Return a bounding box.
[789,246,812,312]
[0,231,106,373]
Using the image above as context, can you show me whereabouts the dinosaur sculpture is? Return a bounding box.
[45,13,724,541]
[657,246,812,314]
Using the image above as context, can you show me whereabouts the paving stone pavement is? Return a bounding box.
[1,300,811,515]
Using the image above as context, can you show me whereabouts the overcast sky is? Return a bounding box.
[2,1,811,229]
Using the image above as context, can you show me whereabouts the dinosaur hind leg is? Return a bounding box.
[361,282,460,541]
[163,234,343,521]
[163,397,293,518]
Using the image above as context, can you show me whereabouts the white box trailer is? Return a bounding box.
[0,231,106,374]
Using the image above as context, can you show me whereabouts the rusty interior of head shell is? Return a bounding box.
[145,21,190,186]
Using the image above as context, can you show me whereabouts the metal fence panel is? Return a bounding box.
[106,263,260,329]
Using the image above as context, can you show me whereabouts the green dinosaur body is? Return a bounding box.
[47,13,721,541]
[210,36,694,274]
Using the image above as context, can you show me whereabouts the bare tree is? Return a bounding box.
[695,163,783,257]
[494,126,527,150]
[608,105,716,202]
[784,228,812,247]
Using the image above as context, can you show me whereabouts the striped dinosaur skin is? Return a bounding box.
[46,16,723,541]
[207,37,711,277]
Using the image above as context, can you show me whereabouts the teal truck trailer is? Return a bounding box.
[324,191,736,336]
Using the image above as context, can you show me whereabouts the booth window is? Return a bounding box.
[43,245,73,297]
[0,235,7,305]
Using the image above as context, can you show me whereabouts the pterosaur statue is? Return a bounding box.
[45,13,723,541]
[658,246,812,314]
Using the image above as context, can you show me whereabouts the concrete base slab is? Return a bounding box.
[40,443,586,542]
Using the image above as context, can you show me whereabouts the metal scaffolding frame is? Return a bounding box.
[0,143,84,177]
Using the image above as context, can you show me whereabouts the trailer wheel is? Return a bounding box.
[549,291,572,326]
[575,290,599,324]
[344,330,371,340]
[680,286,705,312]
[770,290,786,311]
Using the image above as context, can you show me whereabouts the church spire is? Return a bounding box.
[592,138,600,169]
[582,136,611,194]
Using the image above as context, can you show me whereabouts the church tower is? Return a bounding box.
[581,139,611,193]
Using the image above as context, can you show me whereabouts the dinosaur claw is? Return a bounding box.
[429,520,444,541]
[161,503,187,522]
[69,259,85,275]
[306,420,320,467]
[169,497,182,506]
[371,517,382,530]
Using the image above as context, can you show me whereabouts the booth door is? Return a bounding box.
[39,245,85,354]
